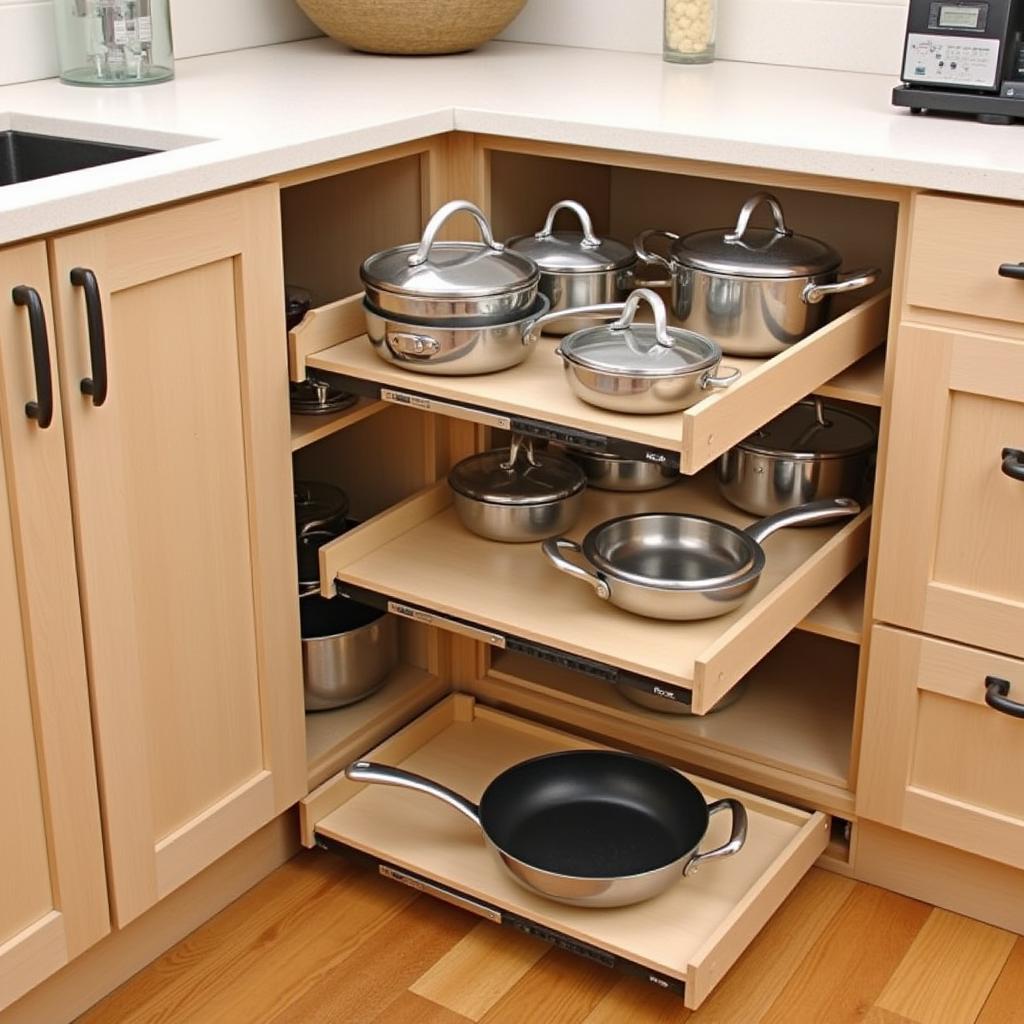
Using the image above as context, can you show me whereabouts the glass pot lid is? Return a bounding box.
[738,397,877,459]
[448,436,586,505]
[507,200,636,274]
[673,192,842,279]
[559,289,721,377]
[361,200,539,300]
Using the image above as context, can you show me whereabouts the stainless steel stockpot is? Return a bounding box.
[364,293,550,375]
[561,446,678,492]
[448,435,586,543]
[300,595,398,711]
[635,192,880,357]
[506,200,638,335]
[361,200,540,323]
[542,498,860,621]
[549,289,740,415]
[346,749,747,908]
[718,397,877,515]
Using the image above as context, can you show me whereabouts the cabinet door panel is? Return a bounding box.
[858,626,1024,868]
[874,324,1024,655]
[0,242,108,1010]
[49,187,305,926]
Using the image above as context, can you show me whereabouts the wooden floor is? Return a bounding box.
[80,851,1024,1024]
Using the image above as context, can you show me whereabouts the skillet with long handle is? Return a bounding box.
[346,749,746,909]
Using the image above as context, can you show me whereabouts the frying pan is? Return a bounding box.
[345,749,746,908]
[542,497,860,621]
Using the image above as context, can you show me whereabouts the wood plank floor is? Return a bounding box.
[80,851,1022,1024]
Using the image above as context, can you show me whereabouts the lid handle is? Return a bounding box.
[609,288,675,349]
[724,192,792,244]
[500,433,540,471]
[535,200,601,250]
[409,200,504,267]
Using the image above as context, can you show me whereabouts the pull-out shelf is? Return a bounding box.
[319,471,870,714]
[301,695,829,1009]
[300,291,890,474]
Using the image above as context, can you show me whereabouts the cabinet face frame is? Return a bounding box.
[858,625,1024,869]
[47,186,306,927]
[873,322,1024,656]
[0,241,109,1009]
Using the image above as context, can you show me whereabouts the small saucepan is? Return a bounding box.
[542,498,860,621]
[346,749,747,908]
[448,435,586,543]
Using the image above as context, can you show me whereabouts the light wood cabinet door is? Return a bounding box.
[858,626,1024,869]
[48,187,305,927]
[0,242,109,1009]
[874,323,1024,656]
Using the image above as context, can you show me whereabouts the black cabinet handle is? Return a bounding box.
[11,286,54,429]
[70,267,108,407]
[1002,448,1024,482]
[985,676,1024,719]
[998,263,1024,280]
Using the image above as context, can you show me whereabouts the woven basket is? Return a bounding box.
[296,0,528,55]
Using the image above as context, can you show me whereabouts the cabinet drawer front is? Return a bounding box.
[304,694,828,1011]
[858,626,1024,868]
[906,194,1024,324]
[874,325,1024,655]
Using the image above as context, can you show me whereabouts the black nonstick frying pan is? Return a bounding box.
[346,749,747,908]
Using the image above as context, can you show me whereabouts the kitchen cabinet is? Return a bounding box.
[873,327,1024,657]
[858,626,1024,870]
[46,185,305,927]
[0,243,109,1008]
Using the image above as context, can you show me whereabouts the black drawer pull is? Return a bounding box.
[70,267,108,407]
[11,285,54,429]
[1002,448,1024,482]
[998,263,1024,280]
[985,676,1024,719]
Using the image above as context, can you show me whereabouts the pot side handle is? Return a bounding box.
[744,497,861,545]
[683,798,748,877]
[541,538,611,600]
[633,228,680,273]
[345,761,482,827]
[802,267,880,305]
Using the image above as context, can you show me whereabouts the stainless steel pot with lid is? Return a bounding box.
[361,200,540,323]
[507,200,637,335]
[449,435,586,542]
[718,397,877,515]
[551,288,740,414]
[635,192,880,357]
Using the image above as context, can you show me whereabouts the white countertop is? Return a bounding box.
[1,37,1021,245]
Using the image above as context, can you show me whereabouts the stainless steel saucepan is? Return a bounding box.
[542,498,860,620]
[346,749,746,908]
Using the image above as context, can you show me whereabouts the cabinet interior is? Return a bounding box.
[280,138,897,813]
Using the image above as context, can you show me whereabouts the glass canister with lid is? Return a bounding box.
[663,0,718,64]
[54,0,174,86]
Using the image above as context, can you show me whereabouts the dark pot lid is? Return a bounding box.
[361,200,538,301]
[673,192,841,280]
[295,480,350,533]
[449,442,585,506]
[507,201,635,274]
[738,398,877,459]
[559,290,720,378]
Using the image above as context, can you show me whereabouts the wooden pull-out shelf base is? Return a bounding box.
[303,695,828,1009]
[320,470,870,714]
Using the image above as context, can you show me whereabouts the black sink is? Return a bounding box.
[0,130,159,186]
